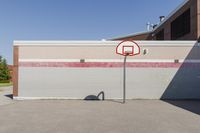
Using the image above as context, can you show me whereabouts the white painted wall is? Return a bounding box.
[18,67,200,99]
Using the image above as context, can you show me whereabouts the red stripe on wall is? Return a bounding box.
[19,62,200,68]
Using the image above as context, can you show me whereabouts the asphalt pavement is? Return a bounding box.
[0,86,200,133]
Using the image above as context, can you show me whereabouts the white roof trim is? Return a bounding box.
[14,40,117,44]
[13,40,198,47]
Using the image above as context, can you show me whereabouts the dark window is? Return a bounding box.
[171,9,191,40]
[156,29,164,40]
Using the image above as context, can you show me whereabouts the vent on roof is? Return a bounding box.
[159,16,165,22]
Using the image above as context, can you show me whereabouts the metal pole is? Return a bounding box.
[123,55,127,104]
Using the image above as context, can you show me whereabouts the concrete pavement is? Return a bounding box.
[0,94,200,133]
[0,86,14,106]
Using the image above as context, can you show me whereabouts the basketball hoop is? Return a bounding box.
[116,40,141,103]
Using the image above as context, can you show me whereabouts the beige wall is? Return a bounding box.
[18,42,200,60]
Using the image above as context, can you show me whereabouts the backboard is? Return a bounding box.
[116,40,140,56]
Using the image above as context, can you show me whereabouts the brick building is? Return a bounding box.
[112,0,200,41]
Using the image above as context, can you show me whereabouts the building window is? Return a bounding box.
[171,8,191,40]
[156,29,164,40]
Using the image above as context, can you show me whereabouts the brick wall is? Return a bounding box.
[197,0,200,41]
[153,0,198,40]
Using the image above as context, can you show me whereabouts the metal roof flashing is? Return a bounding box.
[109,31,152,40]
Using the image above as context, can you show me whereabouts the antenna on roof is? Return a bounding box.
[146,22,151,31]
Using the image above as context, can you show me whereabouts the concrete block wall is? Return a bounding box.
[13,41,200,99]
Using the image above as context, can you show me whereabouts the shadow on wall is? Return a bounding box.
[84,91,105,100]
[161,41,200,115]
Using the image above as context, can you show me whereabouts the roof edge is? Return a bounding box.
[108,31,152,40]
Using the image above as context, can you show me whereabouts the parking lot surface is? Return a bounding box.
[0,86,200,133]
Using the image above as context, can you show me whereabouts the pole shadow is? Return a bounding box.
[4,94,13,99]
[84,91,105,101]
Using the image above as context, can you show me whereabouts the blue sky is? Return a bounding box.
[0,0,184,64]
